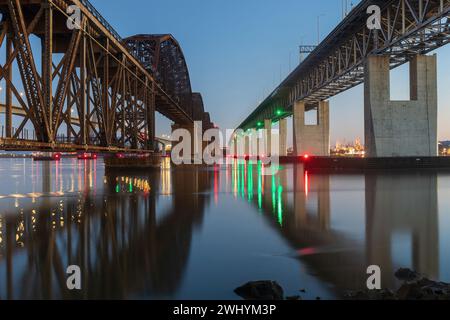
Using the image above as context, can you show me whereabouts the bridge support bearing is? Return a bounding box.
[293,100,330,156]
[364,54,438,157]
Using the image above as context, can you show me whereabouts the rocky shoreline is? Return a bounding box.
[345,268,450,300]
[235,269,450,300]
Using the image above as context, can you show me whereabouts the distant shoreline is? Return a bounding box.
[0,154,32,158]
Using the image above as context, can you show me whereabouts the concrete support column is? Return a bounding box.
[248,129,258,158]
[293,100,330,156]
[256,129,262,157]
[279,118,288,156]
[264,119,272,157]
[244,134,250,156]
[364,54,438,157]
[236,134,245,157]
[231,136,237,157]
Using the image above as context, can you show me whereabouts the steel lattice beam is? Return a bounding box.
[0,0,206,153]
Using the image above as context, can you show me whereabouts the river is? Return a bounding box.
[0,158,449,299]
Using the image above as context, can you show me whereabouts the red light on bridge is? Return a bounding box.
[297,247,317,256]
[53,153,61,161]
[303,154,310,160]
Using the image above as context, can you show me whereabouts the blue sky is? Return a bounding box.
[93,0,368,144]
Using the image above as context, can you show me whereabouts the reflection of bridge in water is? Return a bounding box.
[0,160,442,298]
[231,161,440,294]
[0,162,214,299]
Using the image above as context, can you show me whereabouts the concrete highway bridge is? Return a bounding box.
[235,0,450,158]
[0,0,213,153]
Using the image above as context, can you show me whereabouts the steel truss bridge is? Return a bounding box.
[238,0,450,130]
[0,0,212,153]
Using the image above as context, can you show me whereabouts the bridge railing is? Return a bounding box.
[0,125,36,141]
[79,0,122,43]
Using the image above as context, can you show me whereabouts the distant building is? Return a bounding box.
[331,138,365,157]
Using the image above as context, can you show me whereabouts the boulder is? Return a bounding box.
[234,281,284,300]
[394,268,422,282]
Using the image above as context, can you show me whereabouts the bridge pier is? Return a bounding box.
[278,118,287,157]
[244,134,250,156]
[364,54,438,157]
[231,133,245,158]
[245,129,258,157]
[293,100,330,156]
[264,119,272,157]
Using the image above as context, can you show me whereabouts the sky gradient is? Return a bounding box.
[92,0,450,145]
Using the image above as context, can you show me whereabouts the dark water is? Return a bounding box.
[0,157,449,300]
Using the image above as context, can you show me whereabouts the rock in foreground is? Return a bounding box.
[346,268,450,300]
[234,281,284,300]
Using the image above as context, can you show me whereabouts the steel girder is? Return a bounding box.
[239,0,450,130]
[125,35,214,130]
[0,0,195,152]
[191,92,214,130]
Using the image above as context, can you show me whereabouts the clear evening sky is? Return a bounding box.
[92,0,450,145]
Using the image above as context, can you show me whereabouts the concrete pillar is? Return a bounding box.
[364,54,438,157]
[279,118,288,157]
[264,119,272,157]
[235,135,244,157]
[257,129,262,157]
[249,129,258,158]
[231,136,237,157]
[293,100,330,156]
[244,134,250,156]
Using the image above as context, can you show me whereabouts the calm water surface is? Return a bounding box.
[0,158,449,299]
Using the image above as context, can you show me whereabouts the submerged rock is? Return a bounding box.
[397,277,450,300]
[234,281,284,300]
[395,268,422,282]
